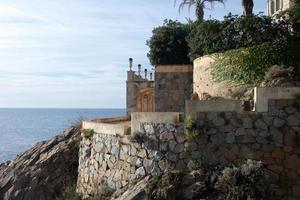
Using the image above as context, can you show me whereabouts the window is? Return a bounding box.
[270,0,283,15]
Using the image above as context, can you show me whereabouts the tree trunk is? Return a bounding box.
[242,0,254,16]
[196,1,204,21]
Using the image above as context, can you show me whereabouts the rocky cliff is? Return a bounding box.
[0,127,81,200]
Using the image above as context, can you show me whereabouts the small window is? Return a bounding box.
[271,0,275,15]
[276,0,281,11]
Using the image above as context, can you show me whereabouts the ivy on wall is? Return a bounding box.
[211,43,287,85]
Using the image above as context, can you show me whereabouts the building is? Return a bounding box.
[126,58,154,115]
[126,58,193,114]
[267,0,294,15]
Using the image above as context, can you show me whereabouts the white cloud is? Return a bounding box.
[0,0,266,108]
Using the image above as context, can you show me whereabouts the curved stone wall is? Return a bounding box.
[193,55,235,99]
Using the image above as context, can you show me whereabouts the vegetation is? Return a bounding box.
[211,42,287,85]
[146,20,191,66]
[176,0,225,21]
[94,183,115,200]
[146,171,184,200]
[186,19,223,60]
[186,13,291,60]
[82,129,94,139]
[242,0,254,16]
[146,160,270,200]
[187,159,200,171]
[184,116,199,140]
[64,184,82,200]
[129,131,146,143]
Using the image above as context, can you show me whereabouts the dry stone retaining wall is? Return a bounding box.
[77,99,300,199]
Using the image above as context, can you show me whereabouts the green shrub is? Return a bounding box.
[82,129,94,139]
[187,160,200,171]
[129,131,145,143]
[187,13,292,60]
[184,116,199,140]
[147,19,191,65]
[95,183,115,200]
[211,42,287,85]
[64,184,82,200]
[186,20,223,60]
[217,160,269,200]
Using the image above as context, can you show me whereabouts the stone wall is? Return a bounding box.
[193,55,235,99]
[155,65,193,112]
[126,70,154,115]
[77,123,183,197]
[77,98,300,199]
[191,99,300,199]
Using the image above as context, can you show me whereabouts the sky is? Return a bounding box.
[0,0,266,108]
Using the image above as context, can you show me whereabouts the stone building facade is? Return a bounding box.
[154,65,193,112]
[126,59,154,115]
[126,59,193,114]
[268,0,294,15]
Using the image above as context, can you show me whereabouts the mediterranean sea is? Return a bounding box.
[0,108,125,163]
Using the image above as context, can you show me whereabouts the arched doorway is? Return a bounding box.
[137,88,155,112]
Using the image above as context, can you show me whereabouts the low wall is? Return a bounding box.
[77,122,183,197]
[186,99,244,118]
[131,112,180,134]
[77,99,300,199]
[82,116,130,136]
[193,55,235,99]
[255,87,300,112]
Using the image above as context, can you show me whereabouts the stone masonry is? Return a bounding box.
[77,98,300,199]
[155,65,193,112]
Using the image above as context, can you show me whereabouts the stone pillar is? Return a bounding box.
[155,65,193,112]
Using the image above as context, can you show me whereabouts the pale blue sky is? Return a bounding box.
[0,0,266,108]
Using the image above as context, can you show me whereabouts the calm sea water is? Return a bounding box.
[0,108,125,163]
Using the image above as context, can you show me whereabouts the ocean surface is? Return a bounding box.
[0,108,125,163]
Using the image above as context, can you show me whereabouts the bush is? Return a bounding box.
[187,13,292,60]
[211,42,287,85]
[64,184,82,200]
[184,116,199,140]
[147,19,191,65]
[216,160,269,200]
[82,129,94,139]
[186,20,223,60]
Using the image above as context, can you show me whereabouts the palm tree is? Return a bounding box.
[177,0,225,21]
[242,0,254,16]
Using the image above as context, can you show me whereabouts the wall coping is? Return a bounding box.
[155,65,193,73]
[186,99,244,117]
[254,87,300,112]
[82,116,131,136]
[131,112,180,133]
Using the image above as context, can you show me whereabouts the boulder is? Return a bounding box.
[0,127,81,200]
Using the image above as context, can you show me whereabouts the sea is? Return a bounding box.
[0,108,125,163]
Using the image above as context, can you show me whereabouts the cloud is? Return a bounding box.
[0,0,266,108]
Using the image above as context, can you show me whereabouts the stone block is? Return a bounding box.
[284,154,300,170]
[273,118,286,128]
[236,128,246,136]
[159,132,174,141]
[287,115,300,126]
[255,119,268,130]
[268,165,284,174]
[272,148,285,160]
[236,135,255,144]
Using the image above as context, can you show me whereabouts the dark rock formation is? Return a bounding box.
[0,127,81,200]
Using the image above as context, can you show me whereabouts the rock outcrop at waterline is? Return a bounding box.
[0,127,81,200]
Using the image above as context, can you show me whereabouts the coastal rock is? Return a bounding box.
[0,127,81,200]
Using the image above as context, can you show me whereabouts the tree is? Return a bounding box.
[177,0,225,21]
[242,0,254,16]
